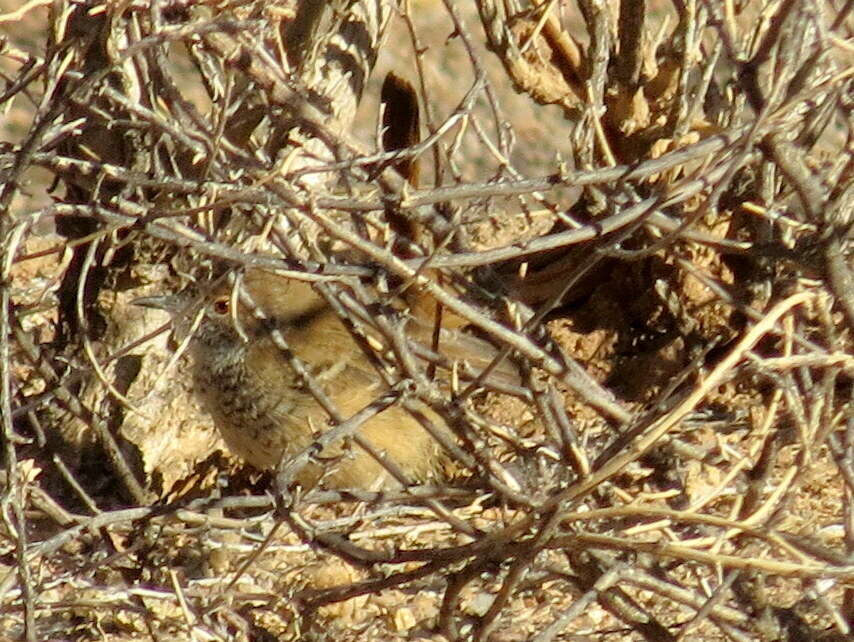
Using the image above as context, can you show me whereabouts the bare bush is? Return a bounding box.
[1,0,852,639]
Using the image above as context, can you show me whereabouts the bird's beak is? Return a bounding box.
[133,292,202,345]
[132,294,184,314]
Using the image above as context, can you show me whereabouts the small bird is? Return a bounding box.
[136,269,515,490]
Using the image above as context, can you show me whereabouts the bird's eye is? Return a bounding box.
[211,297,230,316]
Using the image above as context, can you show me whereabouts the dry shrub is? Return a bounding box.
[1,0,852,640]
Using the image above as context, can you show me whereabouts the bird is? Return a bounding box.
[135,269,518,490]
